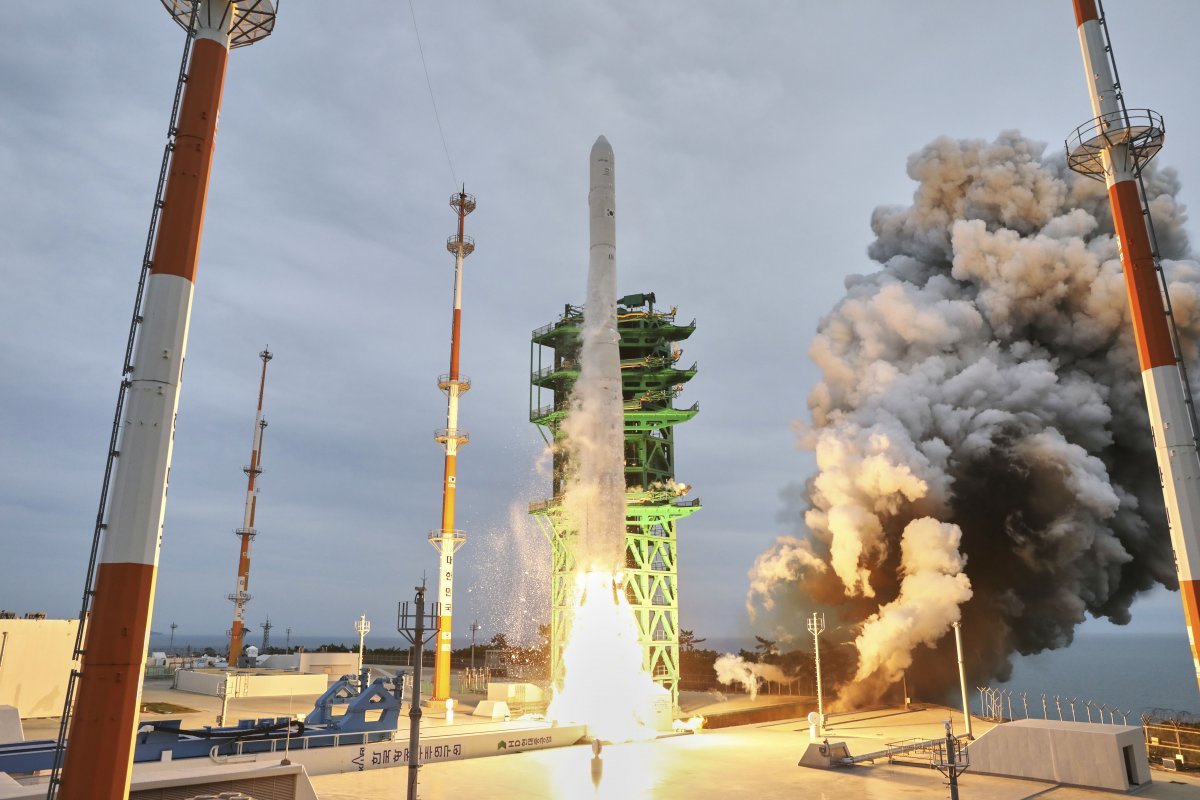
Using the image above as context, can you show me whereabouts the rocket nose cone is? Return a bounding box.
[591,135,613,156]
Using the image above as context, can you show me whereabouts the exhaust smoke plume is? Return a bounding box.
[714,654,789,700]
[750,132,1199,704]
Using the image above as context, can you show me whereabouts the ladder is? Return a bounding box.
[45,5,200,796]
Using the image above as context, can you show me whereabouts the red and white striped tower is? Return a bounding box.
[58,3,276,797]
[430,190,476,701]
[1067,0,1200,692]
[227,347,272,662]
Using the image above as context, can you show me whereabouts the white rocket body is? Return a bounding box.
[567,135,626,572]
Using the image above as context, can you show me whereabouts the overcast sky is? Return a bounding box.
[4,2,1200,647]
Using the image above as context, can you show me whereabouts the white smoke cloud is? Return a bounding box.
[852,518,971,688]
[713,653,789,701]
[750,131,1196,702]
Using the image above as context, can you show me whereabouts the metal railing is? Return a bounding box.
[977,686,1130,725]
[1065,108,1164,180]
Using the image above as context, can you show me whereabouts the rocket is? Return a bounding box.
[571,135,626,572]
[1067,0,1200,691]
[58,2,274,797]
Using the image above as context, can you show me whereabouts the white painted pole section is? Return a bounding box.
[100,275,193,569]
[1143,366,1200,582]
[437,242,464,621]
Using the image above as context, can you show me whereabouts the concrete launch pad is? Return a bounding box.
[313,705,1200,800]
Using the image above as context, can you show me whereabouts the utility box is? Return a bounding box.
[968,719,1151,792]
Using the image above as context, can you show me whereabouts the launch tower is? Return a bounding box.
[530,293,700,707]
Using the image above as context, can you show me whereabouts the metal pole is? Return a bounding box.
[398,584,439,800]
[808,612,825,733]
[217,672,231,727]
[356,614,371,674]
[55,4,279,795]
[431,190,476,702]
[470,620,479,672]
[228,348,272,662]
[952,622,972,737]
[408,591,426,800]
[1067,0,1200,695]
[946,721,960,800]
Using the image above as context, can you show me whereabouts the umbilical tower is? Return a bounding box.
[530,292,700,707]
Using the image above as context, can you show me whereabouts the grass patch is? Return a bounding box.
[140,701,198,714]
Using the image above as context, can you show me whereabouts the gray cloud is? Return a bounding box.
[3,2,1200,650]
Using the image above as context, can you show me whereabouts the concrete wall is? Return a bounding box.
[298,652,358,677]
[0,619,79,718]
[968,718,1151,791]
[174,669,327,698]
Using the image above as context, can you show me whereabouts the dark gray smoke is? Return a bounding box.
[749,132,1200,705]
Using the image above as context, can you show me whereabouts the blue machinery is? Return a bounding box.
[0,673,403,777]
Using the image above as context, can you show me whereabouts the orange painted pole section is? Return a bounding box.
[58,23,232,800]
[228,348,271,662]
[432,191,475,701]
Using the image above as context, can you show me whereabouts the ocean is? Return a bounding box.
[993,632,1200,719]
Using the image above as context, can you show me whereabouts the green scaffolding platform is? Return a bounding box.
[529,292,699,709]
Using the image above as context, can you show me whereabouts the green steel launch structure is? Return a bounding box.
[529,292,699,708]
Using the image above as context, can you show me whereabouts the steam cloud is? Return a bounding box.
[749,132,1199,704]
[714,654,790,701]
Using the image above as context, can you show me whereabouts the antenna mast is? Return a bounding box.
[1066,0,1200,693]
[228,347,272,662]
[429,189,476,701]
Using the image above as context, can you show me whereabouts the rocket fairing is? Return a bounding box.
[1068,0,1200,691]
[59,2,274,797]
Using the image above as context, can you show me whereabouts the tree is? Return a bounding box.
[679,629,707,653]
[755,635,779,661]
[488,632,510,650]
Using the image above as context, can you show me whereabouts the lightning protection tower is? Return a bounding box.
[430,189,476,701]
[1066,0,1200,692]
[530,292,700,708]
[227,347,272,662]
[53,3,277,798]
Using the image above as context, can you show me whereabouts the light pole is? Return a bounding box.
[285,626,291,653]
[169,622,177,655]
[808,612,825,734]
[355,614,371,676]
[470,620,481,671]
[952,621,972,737]
[399,584,441,800]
